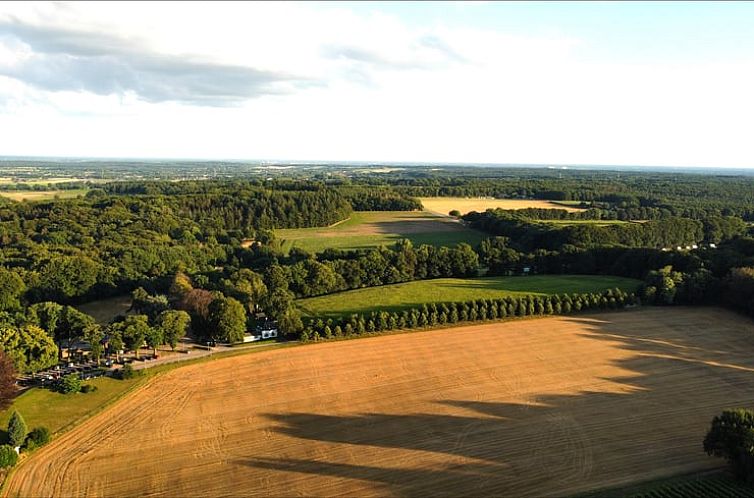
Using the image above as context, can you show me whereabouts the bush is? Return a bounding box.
[25,426,50,449]
[57,373,82,394]
[0,445,17,468]
[118,363,141,380]
[81,384,98,394]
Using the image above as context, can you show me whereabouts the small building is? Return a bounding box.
[243,319,279,342]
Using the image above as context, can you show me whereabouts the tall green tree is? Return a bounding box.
[82,323,104,364]
[208,296,246,344]
[0,269,25,312]
[0,325,58,373]
[156,310,191,350]
[120,315,151,359]
[38,255,99,301]
[144,327,163,357]
[704,409,754,483]
[7,411,27,447]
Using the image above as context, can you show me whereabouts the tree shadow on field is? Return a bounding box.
[371,219,464,236]
[235,308,754,497]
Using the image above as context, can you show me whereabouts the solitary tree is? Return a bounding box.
[704,409,754,483]
[7,411,27,447]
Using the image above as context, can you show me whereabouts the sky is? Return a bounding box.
[1,1,753,167]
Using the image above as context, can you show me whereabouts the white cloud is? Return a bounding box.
[0,2,752,167]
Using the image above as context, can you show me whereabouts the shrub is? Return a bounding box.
[26,426,50,449]
[118,363,141,380]
[57,373,82,394]
[81,384,98,394]
[0,445,17,468]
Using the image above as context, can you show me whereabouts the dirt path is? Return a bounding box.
[6,308,754,497]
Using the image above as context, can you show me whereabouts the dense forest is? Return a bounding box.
[1,167,754,376]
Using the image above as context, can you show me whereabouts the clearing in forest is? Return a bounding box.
[275,211,485,253]
[420,197,585,215]
[7,307,752,498]
[296,274,641,318]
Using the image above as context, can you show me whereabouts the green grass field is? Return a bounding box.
[296,275,641,318]
[275,211,486,254]
[0,376,145,439]
[0,189,88,202]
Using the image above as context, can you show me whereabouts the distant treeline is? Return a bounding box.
[463,209,747,250]
[388,173,754,219]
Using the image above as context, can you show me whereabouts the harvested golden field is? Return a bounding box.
[420,196,584,215]
[7,308,754,497]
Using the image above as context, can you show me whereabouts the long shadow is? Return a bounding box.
[370,219,466,236]
[234,309,754,496]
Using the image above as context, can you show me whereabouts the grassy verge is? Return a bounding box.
[297,274,641,318]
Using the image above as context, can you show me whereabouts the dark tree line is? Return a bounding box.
[463,209,734,250]
[280,241,479,298]
[300,288,637,341]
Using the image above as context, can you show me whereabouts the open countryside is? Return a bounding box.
[297,275,640,318]
[419,197,586,216]
[2,3,754,496]
[5,308,753,498]
[275,211,486,254]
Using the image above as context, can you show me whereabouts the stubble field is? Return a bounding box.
[6,307,754,497]
[419,197,585,215]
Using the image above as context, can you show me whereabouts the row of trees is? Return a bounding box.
[389,169,754,219]
[464,210,712,251]
[300,289,637,342]
[278,241,479,298]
